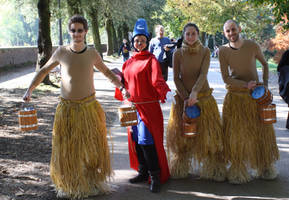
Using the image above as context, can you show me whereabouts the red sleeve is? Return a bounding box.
[151,57,171,102]
[114,87,124,101]
[114,62,128,101]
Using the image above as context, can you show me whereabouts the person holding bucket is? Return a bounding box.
[23,15,125,199]
[115,18,170,193]
[166,23,226,181]
[219,19,279,184]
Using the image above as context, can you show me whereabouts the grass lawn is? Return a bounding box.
[256,59,277,71]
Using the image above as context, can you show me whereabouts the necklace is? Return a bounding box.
[70,46,87,54]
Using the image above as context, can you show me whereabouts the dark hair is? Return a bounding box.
[132,34,150,52]
[277,50,289,72]
[68,15,88,31]
[177,23,199,48]
[182,23,200,36]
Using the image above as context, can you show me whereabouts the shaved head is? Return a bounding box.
[223,19,239,31]
[223,19,242,43]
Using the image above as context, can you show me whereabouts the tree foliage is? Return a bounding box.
[0,0,281,58]
[0,1,38,46]
[268,25,289,63]
[248,0,289,29]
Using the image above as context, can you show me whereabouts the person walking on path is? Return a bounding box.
[118,38,131,62]
[149,25,172,81]
[219,19,279,184]
[166,23,226,181]
[22,15,125,199]
[277,49,289,129]
[115,18,170,193]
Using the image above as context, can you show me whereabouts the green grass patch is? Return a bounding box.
[256,59,277,71]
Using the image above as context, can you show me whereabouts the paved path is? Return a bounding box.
[1,57,289,200]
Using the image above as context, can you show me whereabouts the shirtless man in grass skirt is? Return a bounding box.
[23,15,125,199]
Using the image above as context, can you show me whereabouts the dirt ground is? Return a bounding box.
[1,62,289,200]
[0,80,119,200]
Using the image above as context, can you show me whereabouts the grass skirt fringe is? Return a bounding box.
[167,89,225,179]
[50,94,112,199]
[223,88,279,181]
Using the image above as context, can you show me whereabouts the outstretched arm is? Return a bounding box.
[23,48,60,102]
[93,50,124,89]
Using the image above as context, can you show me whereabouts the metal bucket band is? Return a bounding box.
[262,118,276,121]
[261,107,276,111]
[19,124,38,128]
[18,113,37,117]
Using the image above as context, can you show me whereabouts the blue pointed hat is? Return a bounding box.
[133,18,149,39]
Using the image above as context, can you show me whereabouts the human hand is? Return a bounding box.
[186,91,198,106]
[247,81,257,90]
[163,45,170,52]
[123,89,130,99]
[187,97,198,107]
[23,89,32,102]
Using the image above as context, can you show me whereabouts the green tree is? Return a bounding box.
[163,0,274,46]
[248,0,289,28]
[0,2,38,46]
[66,0,83,17]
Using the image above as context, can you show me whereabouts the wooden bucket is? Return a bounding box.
[258,104,276,124]
[118,105,138,127]
[251,85,273,105]
[18,107,38,131]
[182,105,200,137]
[183,115,198,137]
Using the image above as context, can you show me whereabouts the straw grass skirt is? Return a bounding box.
[223,88,279,183]
[167,89,225,180]
[50,94,112,199]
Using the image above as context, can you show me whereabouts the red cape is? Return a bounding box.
[115,51,170,183]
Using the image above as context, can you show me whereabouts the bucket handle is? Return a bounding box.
[20,102,35,111]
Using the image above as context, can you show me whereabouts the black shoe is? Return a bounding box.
[129,173,149,183]
[149,171,161,193]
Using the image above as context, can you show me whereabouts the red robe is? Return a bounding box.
[115,50,170,183]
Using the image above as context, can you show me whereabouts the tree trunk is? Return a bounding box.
[105,15,114,56]
[36,0,52,85]
[87,7,103,58]
[200,32,207,46]
[122,22,129,42]
[117,25,123,48]
[112,21,118,53]
[66,0,83,17]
